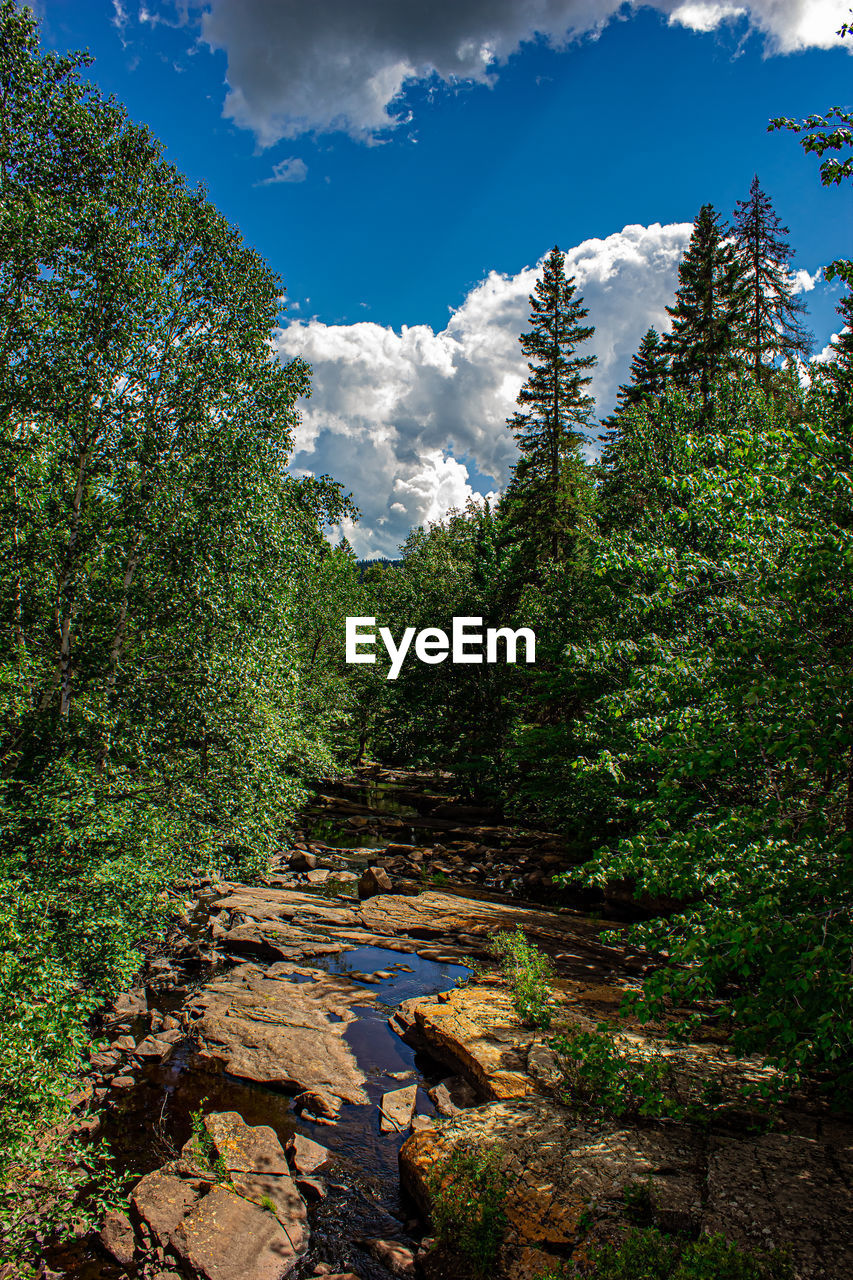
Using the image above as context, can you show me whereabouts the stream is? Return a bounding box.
[48,767,563,1280]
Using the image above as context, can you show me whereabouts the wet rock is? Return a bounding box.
[379,1084,417,1132]
[189,962,370,1106]
[100,1208,135,1267]
[295,1175,326,1201]
[411,1115,435,1133]
[364,1239,415,1276]
[204,1111,289,1174]
[133,1034,176,1060]
[110,1074,136,1089]
[294,1089,343,1124]
[286,1133,329,1174]
[357,867,392,899]
[306,869,331,884]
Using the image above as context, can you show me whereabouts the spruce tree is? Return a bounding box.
[732,175,811,381]
[598,328,669,525]
[505,245,596,559]
[600,327,668,444]
[664,204,745,409]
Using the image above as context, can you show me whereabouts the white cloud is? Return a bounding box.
[276,222,692,556]
[791,266,821,293]
[167,0,849,145]
[256,156,308,185]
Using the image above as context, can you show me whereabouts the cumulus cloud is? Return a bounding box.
[256,156,307,185]
[276,222,691,556]
[791,266,822,293]
[168,0,849,145]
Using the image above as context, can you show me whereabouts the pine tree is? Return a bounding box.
[598,328,669,526]
[829,293,853,383]
[732,175,811,381]
[505,245,596,559]
[599,327,668,444]
[664,204,745,409]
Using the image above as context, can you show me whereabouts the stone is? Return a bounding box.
[364,1239,416,1276]
[289,850,317,871]
[111,1075,136,1089]
[286,1133,329,1174]
[204,1112,289,1174]
[231,1170,308,1245]
[411,1115,435,1133]
[294,1089,343,1123]
[175,1184,306,1279]
[295,1175,326,1201]
[133,1035,175,1060]
[131,1171,207,1249]
[100,1209,136,1267]
[380,1084,417,1132]
[402,986,536,1100]
[428,1076,477,1117]
[189,962,371,1105]
[357,867,392,899]
[306,869,331,884]
[526,1043,562,1088]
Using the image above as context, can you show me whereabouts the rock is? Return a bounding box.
[175,1184,306,1279]
[100,1209,136,1267]
[358,867,392,899]
[527,1043,561,1088]
[401,986,536,1101]
[380,1084,417,1132]
[364,1239,416,1276]
[110,1075,136,1089]
[295,1175,326,1201]
[294,1089,343,1124]
[133,1035,175,1060]
[204,1112,289,1174]
[428,1076,478,1116]
[107,990,147,1021]
[131,1171,207,1250]
[286,1133,329,1174]
[401,1098,705,1265]
[289,850,317,871]
[189,962,371,1106]
[411,1114,435,1133]
[306,869,331,884]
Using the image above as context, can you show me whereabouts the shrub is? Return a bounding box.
[489,927,555,1028]
[536,1227,793,1279]
[427,1142,509,1278]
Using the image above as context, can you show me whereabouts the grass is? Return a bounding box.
[534,1227,793,1279]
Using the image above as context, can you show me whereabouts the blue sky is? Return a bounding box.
[34,1,853,554]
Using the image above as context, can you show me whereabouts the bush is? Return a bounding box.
[427,1142,509,1278]
[489,927,555,1028]
[538,1227,793,1279]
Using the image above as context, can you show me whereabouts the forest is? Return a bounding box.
[2,2,853,1276]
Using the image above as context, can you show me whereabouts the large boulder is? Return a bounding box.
[357,867,392,899]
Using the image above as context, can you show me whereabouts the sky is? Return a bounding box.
[32,0,853,555]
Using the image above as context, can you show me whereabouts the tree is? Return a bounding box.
[598,328,669,526]
[505,246,596,560]
[732,175,811,381]
[664,204,745,409]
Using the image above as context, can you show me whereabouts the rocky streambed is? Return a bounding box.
[46,769,853,1280]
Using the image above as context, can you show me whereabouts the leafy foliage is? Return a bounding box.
[427,1142,509,1278]
[489,926,556,1029]
[538,1228,793,1280]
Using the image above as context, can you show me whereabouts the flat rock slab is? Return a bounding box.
[175,1183,305,1280]
[380,1085,417,1132]
[399,985,536,1101]
[401,1098,705,1264]
[187,962,371,1105]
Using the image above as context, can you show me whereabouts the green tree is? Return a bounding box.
[599,327,669,527]
[664,204,745,409]
[505,245,596,560]
[732,175,811,381]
